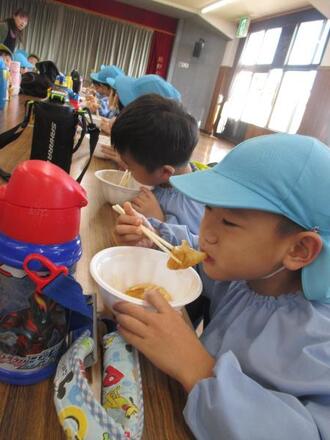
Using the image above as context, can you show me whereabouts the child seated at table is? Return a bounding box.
[112,133,330,440]
[0,43,12,68]
[111,93,204,235]
[88,65,123,118]
[27,53,39,66]
[13,50,33,73]
[99,74,181,163]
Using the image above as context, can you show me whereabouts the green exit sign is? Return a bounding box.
[236,16,250,38]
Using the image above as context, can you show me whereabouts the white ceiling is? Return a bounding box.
[119,0,329,38]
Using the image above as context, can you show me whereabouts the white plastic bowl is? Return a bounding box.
[90,246,203,310]
[95,169,141,205]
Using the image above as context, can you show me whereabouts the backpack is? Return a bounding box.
[20,61,60,98]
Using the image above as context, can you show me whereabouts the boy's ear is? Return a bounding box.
[283,232,323,271]
[159,165,175,180]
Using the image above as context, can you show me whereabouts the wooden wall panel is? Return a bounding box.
[204,66,234,134]
[298,67,330,146]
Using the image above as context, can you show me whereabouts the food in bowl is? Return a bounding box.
[125,283,172,301]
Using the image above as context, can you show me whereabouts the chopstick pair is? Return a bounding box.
[119,170,131,187]
[112,204,182,265]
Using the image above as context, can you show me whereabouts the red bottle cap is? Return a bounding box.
[0,160,88,244]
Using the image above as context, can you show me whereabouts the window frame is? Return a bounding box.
[228,8,329,133]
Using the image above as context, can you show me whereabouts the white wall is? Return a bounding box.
[167,18,227,127]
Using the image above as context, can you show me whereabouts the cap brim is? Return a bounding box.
[302,237,330,302]
[106,77,116,88]
[90,72,107,84]
[90,72,98,81]
[114,76,136,106]
[170,169,283,213]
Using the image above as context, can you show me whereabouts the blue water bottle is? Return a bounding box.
[0,160,88,385]
[0,58,8,110]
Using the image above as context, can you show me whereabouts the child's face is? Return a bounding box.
[119,151,167,186]
[4,54,12,68]
[93,83,102,94]
[100,84,111,96]
[28,56,38,66]
[199,207,293,281]
[95,83,110,96]
[14,14,28,31]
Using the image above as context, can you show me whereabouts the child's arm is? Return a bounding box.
[99,146,126,169]
[115,293,330,440]
[183,351,329,440]
[113,290,215,392]
[114,202,200,249]
[98,96,111,118]
[100,116,116,135]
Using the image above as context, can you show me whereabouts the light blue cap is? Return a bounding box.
[106,77,116,88]
[13,51,33,68]
[113,74,181,106]
[15,49,28,58]
[90,65,124,84]
[170,133,330,303]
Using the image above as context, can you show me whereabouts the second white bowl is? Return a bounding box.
[95,169,141,205]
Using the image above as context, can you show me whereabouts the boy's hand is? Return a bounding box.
[100,145,126,169]
[85,96,99,114]
[100,118,110,134]
[113,291,215,393]
[132,188,165,221]
[100,117,116,135]
[114,201,154,247]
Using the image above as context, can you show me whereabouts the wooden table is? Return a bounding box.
[0,96,194,439]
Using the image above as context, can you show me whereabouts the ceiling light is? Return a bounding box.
[201,0,235,14]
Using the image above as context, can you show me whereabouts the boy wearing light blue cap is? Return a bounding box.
[109,74,181,106]
[13,49,33,72]
[113,133,330,440]
[89,64,123,117]
[101,74,183,164]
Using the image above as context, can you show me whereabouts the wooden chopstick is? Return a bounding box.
[112,204,181,264]
[119,170,126,186]
[119,170,130,187]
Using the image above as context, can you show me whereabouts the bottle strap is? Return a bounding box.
[75,108,100,183]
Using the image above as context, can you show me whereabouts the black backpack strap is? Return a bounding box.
[72,112,87,153]
[0,100,34,150]
[76,108,100,183]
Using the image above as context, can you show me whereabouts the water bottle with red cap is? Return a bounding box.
[0,160,88,385]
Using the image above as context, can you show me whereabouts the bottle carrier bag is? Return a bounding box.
[0,99,100,183]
